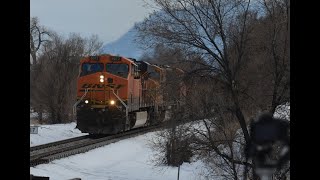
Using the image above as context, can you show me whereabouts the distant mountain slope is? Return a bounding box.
[101,26,144,59]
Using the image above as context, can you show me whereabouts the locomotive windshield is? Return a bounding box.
[106,64,129,78]
[80,63,104,76]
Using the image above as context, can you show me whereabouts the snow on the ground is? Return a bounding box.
[30,122,88,147]
[273,103,290,120]
[31,128,206,180]
[30,104,289,179]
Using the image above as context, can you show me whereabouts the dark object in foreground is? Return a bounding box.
[245,113,290,178]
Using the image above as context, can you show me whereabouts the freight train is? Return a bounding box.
[74,54,185,134]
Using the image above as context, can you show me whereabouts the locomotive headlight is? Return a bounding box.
[100,75,104,82]
[85,100,89,104]
[110,100,115,105]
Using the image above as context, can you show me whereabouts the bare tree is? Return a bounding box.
[84,34,104,56]
[137,0,256,144]
[30,17,52,122]
[30,17,51,65]
[30,32,103,124]
[137,0,289,179]
[261,0,290,114]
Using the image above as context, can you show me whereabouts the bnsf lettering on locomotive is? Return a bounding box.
[92,84,104,88]
[82,84,92,88]
[81,84,124,89]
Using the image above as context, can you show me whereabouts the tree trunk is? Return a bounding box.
[30,33,37,65]
[38,105,43,124]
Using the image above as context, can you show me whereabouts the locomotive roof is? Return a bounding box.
[81,54,138,66]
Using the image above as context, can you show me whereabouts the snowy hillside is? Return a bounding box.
[101,25,145,59]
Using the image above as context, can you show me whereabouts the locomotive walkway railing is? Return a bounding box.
[73,88,89,117]
[112,89,129,129]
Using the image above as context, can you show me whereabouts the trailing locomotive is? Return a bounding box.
[74,54,184,134]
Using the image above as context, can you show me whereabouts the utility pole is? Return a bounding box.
[177,165,180,180]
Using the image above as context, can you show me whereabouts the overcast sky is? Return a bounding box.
[30,0,156,44]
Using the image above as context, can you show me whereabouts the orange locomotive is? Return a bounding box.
[74,54,176,134]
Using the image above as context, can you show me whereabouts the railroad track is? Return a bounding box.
[30,125,161,167]
[30,135,91,152]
